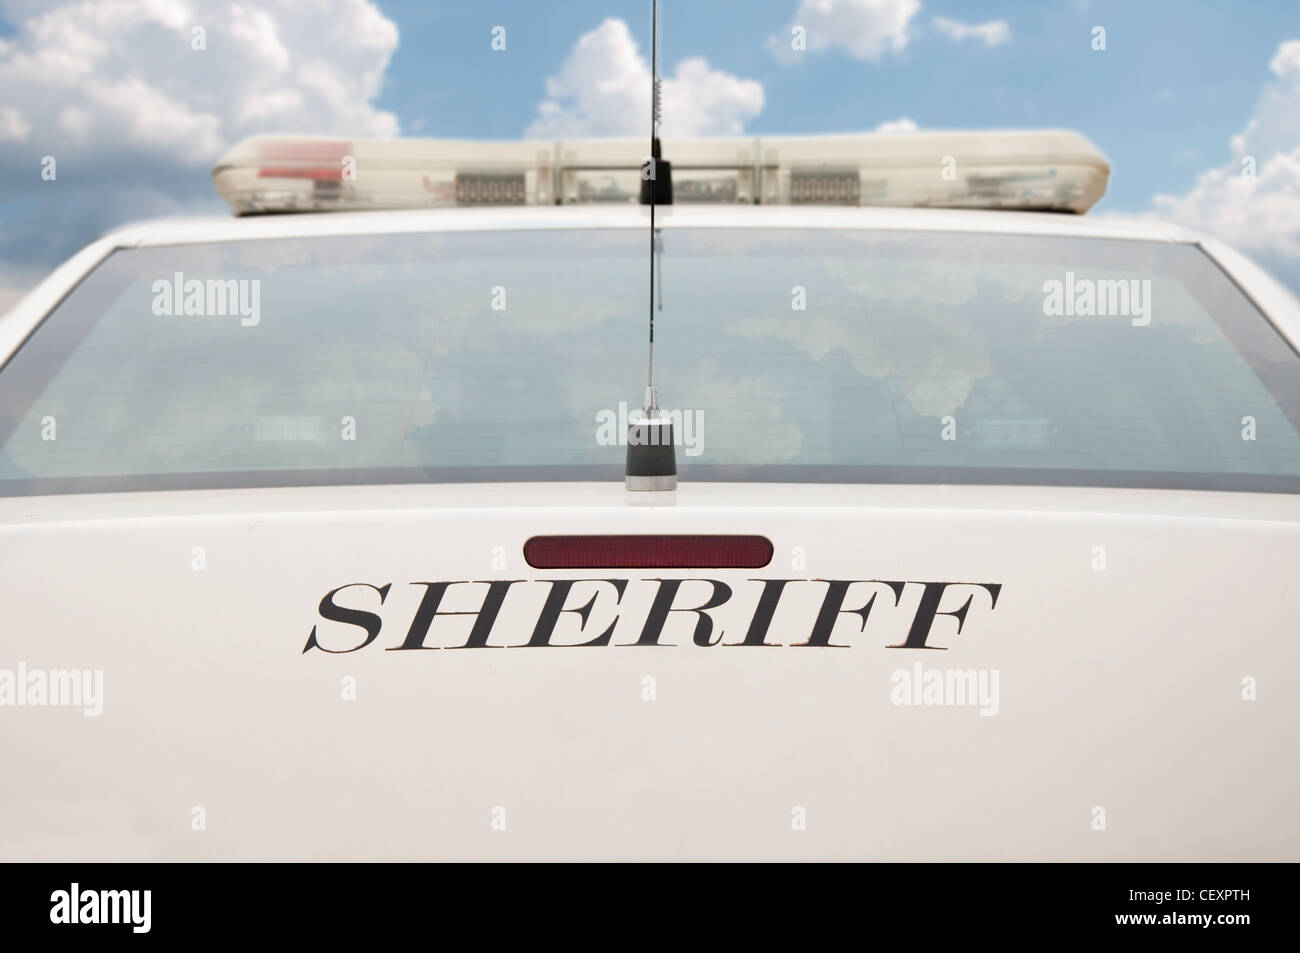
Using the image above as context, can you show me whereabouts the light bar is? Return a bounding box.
[212,129,1109,215]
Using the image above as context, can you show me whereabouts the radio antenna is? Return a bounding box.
[626,0,676,491]
[648,0,659,390]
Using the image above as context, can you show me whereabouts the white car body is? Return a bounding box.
[2,205,1298,860]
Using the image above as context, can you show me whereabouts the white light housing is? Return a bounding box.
[213,129,1110,215]
[758,130,1109,212]
[555,136,760,205]
[212,136,555,214]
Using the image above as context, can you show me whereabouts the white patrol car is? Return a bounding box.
[1,130,1298,861]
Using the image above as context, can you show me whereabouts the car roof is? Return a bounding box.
[97,204,1207,249]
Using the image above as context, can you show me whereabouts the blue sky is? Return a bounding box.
[3,0,1300,306]
[378,0,1300,210]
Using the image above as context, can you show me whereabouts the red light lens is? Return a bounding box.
[256,139,352,180]
[523,535,773,570]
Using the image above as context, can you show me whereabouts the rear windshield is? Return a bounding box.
[2,227,1300,495]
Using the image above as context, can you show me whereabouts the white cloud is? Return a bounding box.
[1133,39,1300,261]
[525,18,763,138]
[0,0,401,168]
[0,106,30,142]
[0,0,402,272]
[768,0,920,63]
[874,117,918,133]
[930,16,1012,47]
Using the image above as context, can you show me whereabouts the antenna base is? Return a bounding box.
[625,411,677,491]
[625,474,677,491]
[639,160,673,204]
[640,139,673,205]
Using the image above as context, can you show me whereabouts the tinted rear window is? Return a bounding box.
[2,227,1300,494]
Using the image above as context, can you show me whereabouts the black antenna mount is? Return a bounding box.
[639,137,673,205]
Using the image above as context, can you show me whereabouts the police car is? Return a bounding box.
[2,129,1298,861]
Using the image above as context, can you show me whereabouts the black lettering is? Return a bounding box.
[389,580,523,650]
[303,583,392,654]
[889,582,1002,649]
[527,579,628,647]
[800,580,904,647]
[736,578,797,646]
[635,578,732,646]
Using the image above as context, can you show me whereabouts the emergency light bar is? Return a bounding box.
[212,129,1110,215]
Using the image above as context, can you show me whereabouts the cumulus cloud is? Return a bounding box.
[930,16,1012,47]
[0,0,402,291]
[1133,39,1300,263]
[0,0,399,164]
[768,0,920,63]
[525,18,763,138]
